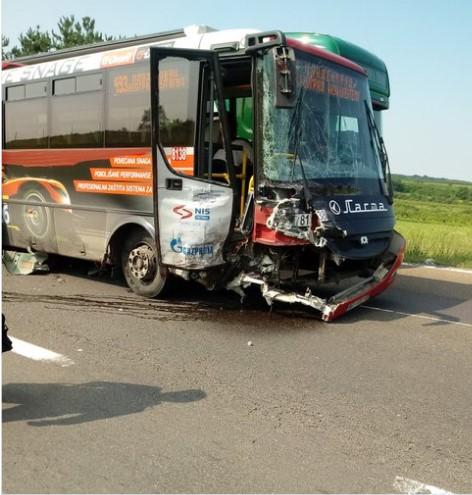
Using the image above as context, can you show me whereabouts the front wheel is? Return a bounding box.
[121,231,168,298]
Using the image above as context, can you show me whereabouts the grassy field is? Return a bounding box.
[392,176,472,268]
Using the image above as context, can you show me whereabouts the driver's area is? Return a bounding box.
[201,57,254,226]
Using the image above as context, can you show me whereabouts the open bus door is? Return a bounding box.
[150,47,236,270]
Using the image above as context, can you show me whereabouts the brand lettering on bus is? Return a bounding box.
[170,238,214,257]
[173,205,210,221]
[2,56,90,84]
[329,199,387,215]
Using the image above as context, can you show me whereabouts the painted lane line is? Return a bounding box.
[394,476,455,494]
[423,266,472,275]
[402,263,472,275]
[10,337,75,367]
[361,305,472,328]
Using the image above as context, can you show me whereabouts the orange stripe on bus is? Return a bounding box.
[73,180,152,196]
[90,168,152,182]
[3,148,152,167]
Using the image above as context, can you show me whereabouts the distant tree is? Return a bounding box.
[8,26,53,58]
[2,15,116,60]
[2,35,10,59]
[456,186,470,201]
[52,15,114,49]
[392,178,406,193]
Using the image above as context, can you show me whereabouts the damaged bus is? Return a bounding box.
[2,26,405,321]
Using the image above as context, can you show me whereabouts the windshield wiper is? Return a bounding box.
[288,87,313,210]
[364,100,393,203]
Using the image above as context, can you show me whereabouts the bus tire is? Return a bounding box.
[121,231,167,298]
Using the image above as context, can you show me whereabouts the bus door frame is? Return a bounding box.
[150,47,237,270]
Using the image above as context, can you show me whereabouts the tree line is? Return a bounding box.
[2,15,115,59]
[392,176,472,203]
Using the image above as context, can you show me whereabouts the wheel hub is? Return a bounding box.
[128,244,156,281]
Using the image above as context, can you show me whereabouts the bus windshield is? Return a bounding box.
[259,49,385,195]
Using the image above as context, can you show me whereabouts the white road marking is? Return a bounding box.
[402,263,472,275]
[10,337,75,367]
[361,305,472,328]
[394,476,455,494]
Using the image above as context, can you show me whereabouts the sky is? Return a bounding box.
[2,0,472,181]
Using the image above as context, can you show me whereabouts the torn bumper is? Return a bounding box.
[232,243,405,322]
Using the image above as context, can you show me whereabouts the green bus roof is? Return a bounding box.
[286,32,390,110]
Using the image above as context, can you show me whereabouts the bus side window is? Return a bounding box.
[157,57,199,177]
[51,75,104,148]
[5,82,48,149]
[106,63,151,147]
[155,57,229,183]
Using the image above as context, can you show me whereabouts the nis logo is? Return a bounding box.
[173,205,210,221]
[328,199,387,216]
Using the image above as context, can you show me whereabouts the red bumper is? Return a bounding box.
[322,247,405,321]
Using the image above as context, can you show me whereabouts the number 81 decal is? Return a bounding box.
[294,213,310,227]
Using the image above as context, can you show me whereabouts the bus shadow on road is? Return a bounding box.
[336,273,472,327]
[2,381,206,427]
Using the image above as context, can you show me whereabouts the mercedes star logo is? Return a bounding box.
[329,200,342,215]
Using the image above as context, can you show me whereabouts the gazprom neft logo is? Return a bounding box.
[170,237,213,257]
[329,199,387,215]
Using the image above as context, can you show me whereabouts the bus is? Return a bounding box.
[1,26,405,321]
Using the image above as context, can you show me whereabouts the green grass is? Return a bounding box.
[394,198,472,268]
[395,220,472,268]
[389,176,472,267]
[394,198,472,226]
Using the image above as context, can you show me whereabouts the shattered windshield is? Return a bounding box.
[260,49,385,195]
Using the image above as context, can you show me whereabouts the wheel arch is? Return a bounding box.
[106,217,155,265]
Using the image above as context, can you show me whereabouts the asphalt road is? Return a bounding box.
[2,260,472,494]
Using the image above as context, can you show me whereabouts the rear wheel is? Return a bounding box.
[121,231,168,298]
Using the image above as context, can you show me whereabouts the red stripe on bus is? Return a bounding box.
[287,38,367,75]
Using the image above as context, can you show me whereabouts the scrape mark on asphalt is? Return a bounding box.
[2,290,271,324]
[362,305,472,327]
[10,337,75,367]
[394,476,455,494]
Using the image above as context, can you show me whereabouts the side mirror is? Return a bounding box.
[272,46,296,108]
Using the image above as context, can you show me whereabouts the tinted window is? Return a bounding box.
[6,85,25,101]
[5,99,48,148]
[106,64,151,147]
[77,73,102,92]
[158,57,199,147]
[54,78,75,95]
[51,92,104,147]
[25,81,48,98]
